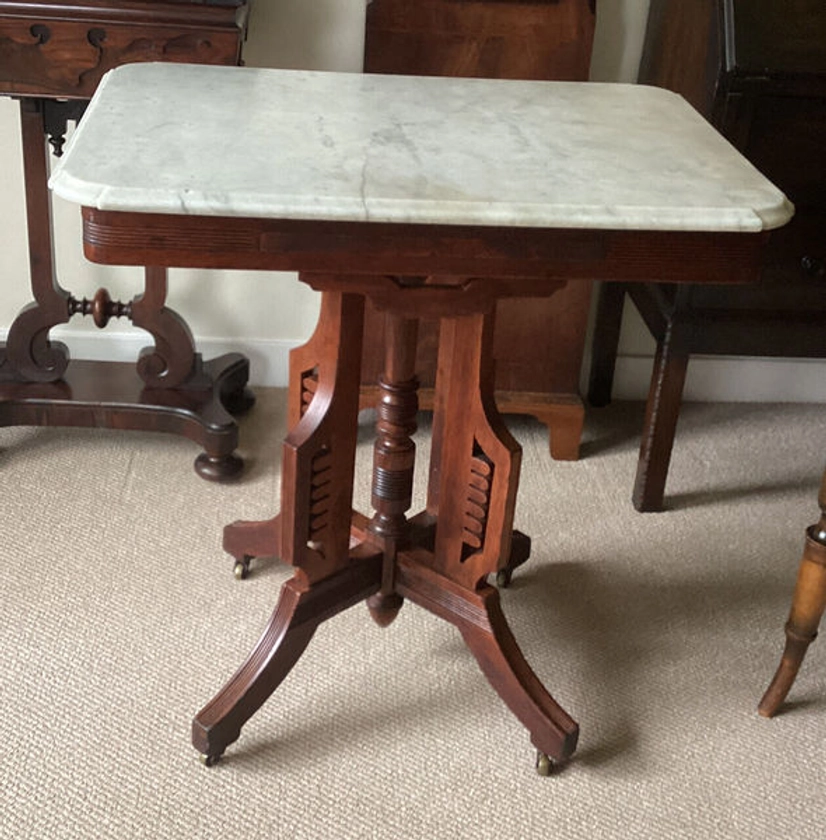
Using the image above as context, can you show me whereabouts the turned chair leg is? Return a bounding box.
[759,470,826,717]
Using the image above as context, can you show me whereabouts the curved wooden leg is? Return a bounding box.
[759,475,826,716]
[633,325,688,512]
[193,556,382,763]
[462,587,579,765]
[193,577,317,763]
[397,560,578,765]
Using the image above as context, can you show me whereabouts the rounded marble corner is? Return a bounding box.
[756,195,796,231]
[48,168,101,209]
[633,82,689,104]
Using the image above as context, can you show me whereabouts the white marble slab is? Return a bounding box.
[50,63,793,232]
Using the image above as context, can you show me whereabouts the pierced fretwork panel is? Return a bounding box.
[300,366,319,416]
[462,444,492,560]
[308,446,333,544]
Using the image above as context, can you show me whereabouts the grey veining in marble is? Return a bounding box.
[50,63,793,232]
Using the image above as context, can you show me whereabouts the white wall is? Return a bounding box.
[1,0,820,399]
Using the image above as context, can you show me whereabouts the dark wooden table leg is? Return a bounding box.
[193,555,382,764]
[194,291,384,763]
[222,290,358,579]
[759,470,826,717]
[397,558,578,767]
[0,98,252,481]
[412,307,578,772]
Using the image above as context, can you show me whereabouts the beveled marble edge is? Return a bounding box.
[50,64,795,233]
[51,173,794,232]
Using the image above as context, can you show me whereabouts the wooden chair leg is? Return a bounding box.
[759,472,826,717]
[587,282,626,407]
[632,325,689,512]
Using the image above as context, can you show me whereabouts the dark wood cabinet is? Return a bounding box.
[359,0,597,460]
[588,0,826,511]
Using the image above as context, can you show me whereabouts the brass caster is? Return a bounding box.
[200,753,222,768]
[496,568,513,588]
[535,751,556,777]
[233,559,250,580]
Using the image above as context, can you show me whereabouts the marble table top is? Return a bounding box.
[51,63,793,233]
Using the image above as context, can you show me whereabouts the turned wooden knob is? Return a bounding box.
[90,288,112,328]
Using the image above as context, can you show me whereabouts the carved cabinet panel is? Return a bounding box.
[0,0,248,98]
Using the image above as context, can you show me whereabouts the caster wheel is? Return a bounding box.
[200,753,222,768]
[496,568,513,588]
[535,751,556,777]
[234,559,251,580]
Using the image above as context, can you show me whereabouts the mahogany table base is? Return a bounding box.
[192,287,579,773]
[759,470,826,717]
[0,354,253,480]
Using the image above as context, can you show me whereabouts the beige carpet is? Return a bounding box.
[1,391,825,839]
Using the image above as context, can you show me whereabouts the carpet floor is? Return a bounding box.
[1,391,824,839]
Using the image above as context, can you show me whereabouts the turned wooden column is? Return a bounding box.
[367,312,420,626]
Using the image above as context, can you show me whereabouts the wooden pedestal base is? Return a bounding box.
[197,512,575,769]
[193,288,578,773]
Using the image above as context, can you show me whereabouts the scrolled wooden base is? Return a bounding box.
[0,353,252,482]
[199,519,577,768]
[1,98,254,482]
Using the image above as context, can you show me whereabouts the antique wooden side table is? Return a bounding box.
[0,0,252,480]
[51,63,792,772]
